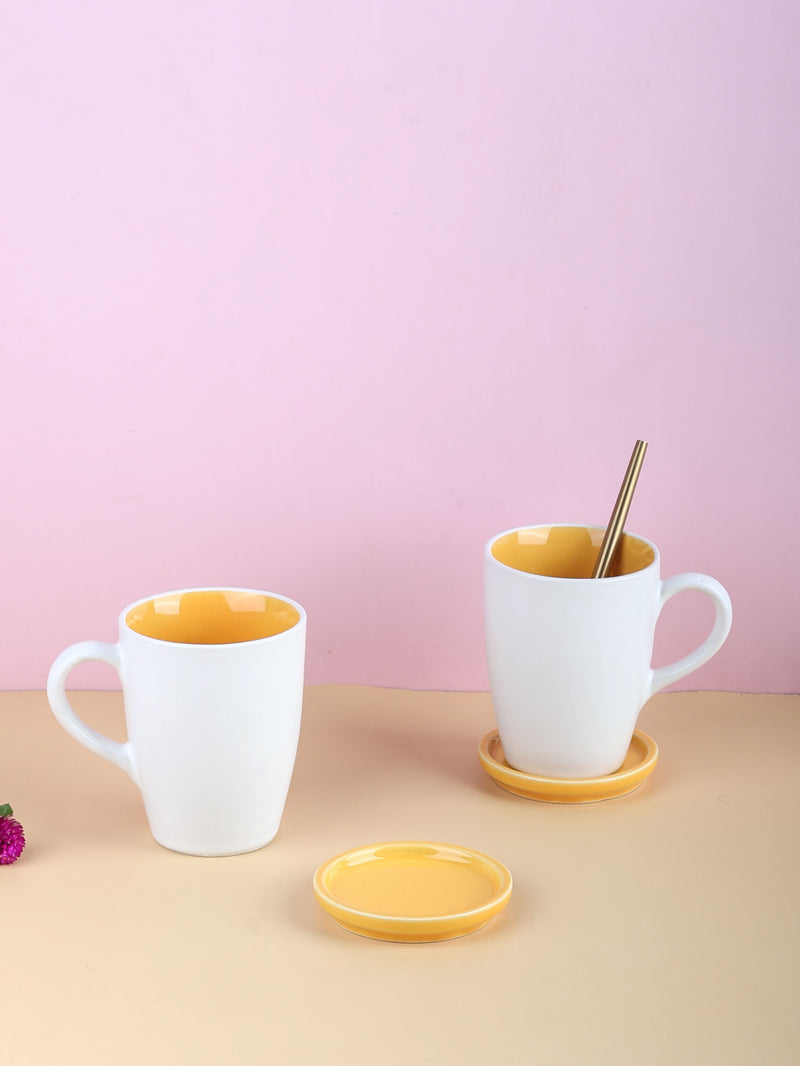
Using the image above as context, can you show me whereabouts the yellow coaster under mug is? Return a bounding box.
[479,729,658,803]
[313,841,512,943]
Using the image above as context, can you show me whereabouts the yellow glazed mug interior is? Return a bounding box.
[490,525,655,579]
[125,589,301,644]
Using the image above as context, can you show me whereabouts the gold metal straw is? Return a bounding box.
[591,439,648,578]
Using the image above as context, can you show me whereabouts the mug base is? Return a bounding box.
[151,831,280,857]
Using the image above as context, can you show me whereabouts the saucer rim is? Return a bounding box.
[478,729,658,801]
[313,840,513,941]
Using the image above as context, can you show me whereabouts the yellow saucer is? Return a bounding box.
[478,730,658,803]
[313,841,513,943]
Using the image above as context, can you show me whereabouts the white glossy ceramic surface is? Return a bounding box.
[47,587,306,856]
[484,525,732,779]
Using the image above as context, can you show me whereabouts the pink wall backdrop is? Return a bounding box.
[1,2,797,692]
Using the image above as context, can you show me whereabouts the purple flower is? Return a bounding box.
[0,804,25,865]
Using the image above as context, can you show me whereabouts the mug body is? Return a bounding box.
[120,588,306,855]
[485,525,659,778]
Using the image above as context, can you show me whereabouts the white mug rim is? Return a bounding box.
[485,523,660,583]
[118,586,307,648]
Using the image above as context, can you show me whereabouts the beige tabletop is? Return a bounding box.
[2,687,798,1065]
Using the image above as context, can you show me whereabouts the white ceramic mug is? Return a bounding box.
[47,587,306,856]
[484,525,732,779]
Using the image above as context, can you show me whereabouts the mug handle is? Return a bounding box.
[46,641,137,782]
[647,574,733,698]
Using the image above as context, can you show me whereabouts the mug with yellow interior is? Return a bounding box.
[484,525,732,779]
[47,587,306,856]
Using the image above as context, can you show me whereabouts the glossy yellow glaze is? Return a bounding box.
[313,842,512,943]
[126,589,300,644]
[491,525,655,578]
[478,730,658,803]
